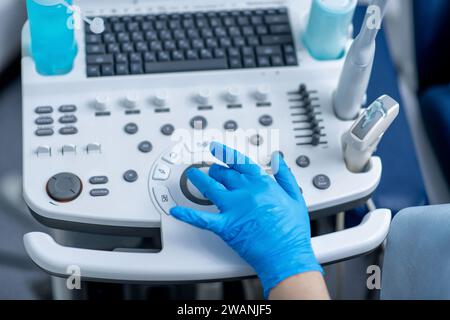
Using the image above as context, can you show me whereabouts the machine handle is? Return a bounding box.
[23,209,391,282]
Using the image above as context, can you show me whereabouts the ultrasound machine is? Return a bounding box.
[21,0,395,297]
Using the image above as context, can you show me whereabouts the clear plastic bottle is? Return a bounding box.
[26,0,78,75]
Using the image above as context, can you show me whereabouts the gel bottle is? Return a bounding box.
[26,0,78,75]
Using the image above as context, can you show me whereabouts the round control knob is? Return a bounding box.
[153,91,169,107]
[196,89,211,105]
[46,173,82,202]
[255,85,271,102]
[180,164,213,206]
[226,87,240,103]
[94,95,110,110]
[124,92,139,108]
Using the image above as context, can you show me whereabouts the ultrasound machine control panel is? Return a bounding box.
[22,0,392,283]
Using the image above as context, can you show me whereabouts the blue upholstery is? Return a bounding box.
[381,205,450,300]
[414,0,450,91]
[420,85,450,185]
[347,6,428,226]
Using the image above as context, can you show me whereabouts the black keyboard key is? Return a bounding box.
[87,65,101,77]
[270,24,291,34]
[113,22,126,32]
[144,52,156,62]
[284,44,296,54]
[243,56,256,68]
[131,31,144,42]
[86,34,102,44]
[107,43,120,53]
[103,33,116,43]
[127,22,140,32]
[115,53,128,64]
[237,16,250,26]
[285,54,298,65]
[172,50,185,60]
[187,29,200,39]
[228,48,240,57]
[158,51,171,61]
[122,42,135,53]
[271,55,284,66]
[223,17,235,27]
[159,30,172,40]
[186,49,199,60]
[257,56,271,67]
[178,39,191,50]
[145,31,158,41]
[247,36,260,46]
[201,28,214,38]
[130,53,142,63]
[200,49,213,59]
[130,63,143,74]
[233,37,246,47]
[228,27,241,37]
[136,42,149,52]
[117,32,130,42]
[86,44,106,54]
[87,54,113,65]
[256,25,269,35]
[261,35,293,45]
[251,16,263,25]
[219,38,232,48]
[173,29,186,40]
[256,45,282,56]
[242,26,255,36]
[155,20,167,30]
[214,27,227,37]
[205,38,219,48]
[101,64,114,76]
[192,39,205,49]
[164,40,177,50]
[229,57,242,69]
[141,21,153,31]
[214,48,226,58]
[242,47,254,56]
[150,41,163,51]
[265,14,289,24]
[116,64,129,75]
[144,59,228,74]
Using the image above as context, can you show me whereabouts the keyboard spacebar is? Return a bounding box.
[145,59,229,74]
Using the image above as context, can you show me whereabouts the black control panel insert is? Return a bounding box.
[85,7,298,77]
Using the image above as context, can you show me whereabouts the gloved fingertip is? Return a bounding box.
[170,206,186,218]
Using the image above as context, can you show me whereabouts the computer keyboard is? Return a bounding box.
[85,8,298,77]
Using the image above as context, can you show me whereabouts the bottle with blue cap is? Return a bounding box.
[26,0,78,75]
[303,0,357,60]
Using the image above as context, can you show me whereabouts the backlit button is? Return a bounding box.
[35,128,54,137]
[296,155,310,168]
[161,124,175,136]
[124,123,139,134]
[224,120,238,131]
[162,150,181,164]
[259,114,273,126]
[190,116,208,130]
[313,174,331,190]
[35,116,54,125]
[62,144,76,155]
[138,141,153,153]
[152,186,177,215]
[59,105,77,113]
[59,115,77,124]
[123,170,138,183]
[89,176,109,185]
[87,143,102,154]
[153,163,171,181]
[90,188,109,197]
[59,126,78,135]
[35,106,53,114]
[36,146,51,157]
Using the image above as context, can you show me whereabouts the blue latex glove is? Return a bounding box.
[170,142,323,298]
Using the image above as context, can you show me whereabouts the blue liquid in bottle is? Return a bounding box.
[26,0,78,75]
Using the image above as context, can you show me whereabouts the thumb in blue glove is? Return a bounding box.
[170,142,323,298]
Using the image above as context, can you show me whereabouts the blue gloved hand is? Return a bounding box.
[170,142,323,298]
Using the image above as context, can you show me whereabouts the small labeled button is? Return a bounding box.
[35,116,54,125]
[59,115,78,124]
[296,155,310,168]
[62,144,76,155]
[90,188,110,197]
[153,163,171,181]
[313,174,331,190]
[124,123,138,134]
[36,146,51,157]
[259,114,273,126]
[87,143,102,154]
[35,128,54,137]
[152,186,177,215]
[138,141,153,153]
[59,105,77,113]
[35,106,53,114]
[89,176,108,185]
[123,170,138,183]
[190,116,208,130]
[162,150,181,164]
[161,124,175,136]
[250,134,264,146]
[59,126,78,135]
[224,120,238,131]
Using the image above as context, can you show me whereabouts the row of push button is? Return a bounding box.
[89,175,109,197]
[35,105,77,114]
[35,115,77,125]
[36,143,102,157]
